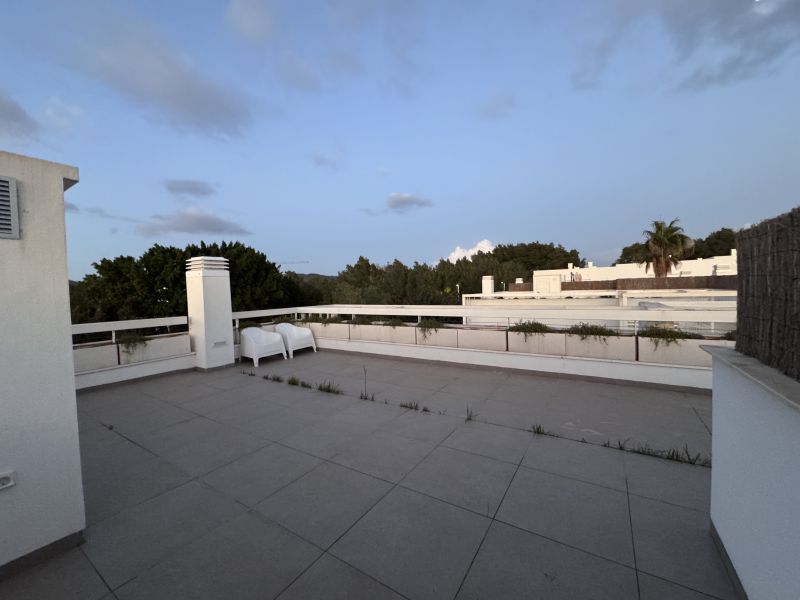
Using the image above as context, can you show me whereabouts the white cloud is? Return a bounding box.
[447,239,495,263]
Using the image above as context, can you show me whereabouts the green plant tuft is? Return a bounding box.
[638,326,702,348]
[300,381,313,389]
[316,381,343,394]
[287,376,300,386]
[417,318,444,340]
[465,405,478,422]
[530,423,557,436]
[723,329,736,341]
[383,317,406,328]
[238,320,264,330]
[117,331,148,351]
[399,400,419,410]
[351,315,373,325]
[509,321,553,339]
[567,322,617,341]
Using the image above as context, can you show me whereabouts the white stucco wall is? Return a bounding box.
[0,152,85,567]
[708,348,800,600]
[533,251,737,289]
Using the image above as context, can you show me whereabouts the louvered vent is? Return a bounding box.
[0,176,20,240]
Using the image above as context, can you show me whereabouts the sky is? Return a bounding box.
[1,0,799,279]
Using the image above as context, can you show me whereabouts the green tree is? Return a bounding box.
[614,242,649,265]
[642,219,694,278]
[693,227,736,259]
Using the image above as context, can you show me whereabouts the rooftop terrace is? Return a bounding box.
[0,350,735,600]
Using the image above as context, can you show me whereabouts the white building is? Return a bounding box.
[532,251,737,294]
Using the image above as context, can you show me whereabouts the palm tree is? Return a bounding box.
[642,219,694,278]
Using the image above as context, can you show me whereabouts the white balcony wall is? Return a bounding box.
[0,152,85,569]
[565,335,636,361]
[639,338,734,367]
[707,348,800,600]
[508,332,567,355]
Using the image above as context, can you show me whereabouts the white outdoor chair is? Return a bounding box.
[240,327,287,366]
[275,323,317,359]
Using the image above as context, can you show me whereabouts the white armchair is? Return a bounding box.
[275,323,317,358]
[240,327,287,366]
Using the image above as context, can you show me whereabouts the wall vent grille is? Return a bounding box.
[0,176,20,239]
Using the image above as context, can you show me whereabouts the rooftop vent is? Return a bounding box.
[186,256,229,272]
[0,176,20,240]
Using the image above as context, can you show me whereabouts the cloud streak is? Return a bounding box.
[164,179,216,197]
[574,0,800,91]
[386,192,433,214]
[476,92,517,120]
[74,20,252,135]
[309,152,341,171]
[137,208,251,236]
[0,92,40,142]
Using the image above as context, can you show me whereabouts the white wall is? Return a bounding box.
[709,348,800,600]
[533,251,737,289]
[0,152,85,567]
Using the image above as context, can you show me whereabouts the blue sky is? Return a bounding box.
[1,0,799,278]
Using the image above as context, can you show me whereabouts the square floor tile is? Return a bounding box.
[281,419,374,459]
[456,521,638,600]
[444,422,531,464]
[522,435,626,491]
[331,487,490,600]
[256,462,391,548]
[84,454,190,524]
[497,467,634,566]
[115,512,320,600]
[630,496,735,599]
[378,411,461,444]
[202,444,321,506]
[0,549,109,600]
[277,554,404,600]
[624,453,710,512]
[83,481,244,588]
[130,417,268,476]
[332,431,436,483]
[402,446,517,516]
[638,573,723,600]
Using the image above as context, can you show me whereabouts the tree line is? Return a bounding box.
[68,225,735,322]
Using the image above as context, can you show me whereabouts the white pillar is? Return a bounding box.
[481,275,495,295]
[186,257,235,370]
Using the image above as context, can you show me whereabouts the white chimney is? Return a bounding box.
[587,261,594,268]
[515,278,523,284]
[481,275,495,295]
[567,263,573,270]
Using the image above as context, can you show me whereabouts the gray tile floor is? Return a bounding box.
[0,350,735,600]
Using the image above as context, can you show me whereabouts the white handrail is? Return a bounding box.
[72,316,188,335]
[233,304,735,324]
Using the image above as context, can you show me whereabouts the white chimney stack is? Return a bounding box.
[481,275,495,295]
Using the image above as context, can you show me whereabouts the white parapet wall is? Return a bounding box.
[316,337,712,389]
[706,347,800,600]
[0,152,85,569]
